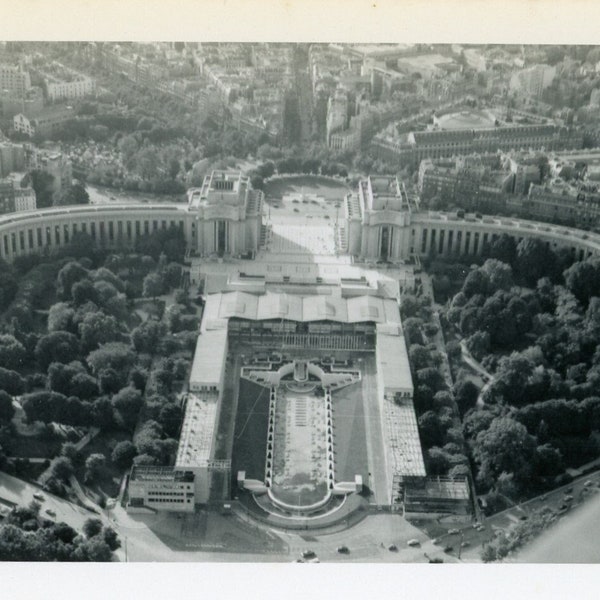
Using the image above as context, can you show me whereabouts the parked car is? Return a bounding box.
[33,493,45,501]
[45,509,56,517]
[336,546,350,554]
[301,550,316,560]
[407,539,420,547]
[388,544,398,552]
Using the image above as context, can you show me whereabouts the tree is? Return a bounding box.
[84,453,106,483]
[59,182,90,206]
[481,545,498,563]
[111,440,137,469]
[0,390,16,423]
[61,442,82,466]
[564,258,600,306]
[0,367,25,395]
[516,238,554,286]
[82,518,103,539]
[481,259,513,292]
[57,262,89,300]
[47,362,85,395]
[462,269,490,297]
[488,234,517,267]
[495,471,518,500]
[416,367,445,393]
[34,332,81,369]
[133,453,157,466]
[47,302,76,333]
[472,416,536,490]
[69,373,99,400]
[111,386,143,430]
[454,380,479,416]
[78,311,121,351]
[158,403,183,438]
[72,537,113,562]
[465,331,491,362]
[87,343,136,376]
[0,260,18,312]
[49,456,74,482]
[71,278,99,306]
[98,368,121,395]
[534,443,564,477]
[103,527,121,551]
[0,335,27,371]
[427,447,451,475]
[430,390,452,410]
[131,320,167,354]
[418,411,446,448]
[142,272,165,299]
[52,521,77,545]
[30,170,55,208]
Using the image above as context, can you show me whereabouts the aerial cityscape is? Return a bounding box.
[2,41,600,565]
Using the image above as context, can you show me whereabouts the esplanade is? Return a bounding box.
[1,170,600,263]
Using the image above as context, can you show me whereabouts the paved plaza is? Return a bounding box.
[267,220,338,256]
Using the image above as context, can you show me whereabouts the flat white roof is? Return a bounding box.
[175,393,219,469]
[376,325,424,478]
[376,327,413,393]
[189,327,227,388]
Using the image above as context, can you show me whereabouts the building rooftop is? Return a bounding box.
[175,392,220,469]
[130,465,194,483]
[381,393,426,478]
[189,327,228,388]
[376,326,413,393]
[201,291,402,325]
[433,109,497,131]
[187,170,250,209]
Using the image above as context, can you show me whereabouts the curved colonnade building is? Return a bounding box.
[1,172,600,265]
[0,170,262,263]
[345,174,600,263]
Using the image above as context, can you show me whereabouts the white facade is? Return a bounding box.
[13,188,36,212]
[186,170,262,257]
[0,65,31,95]
[127,466,195,513]
[12,113,34,137]
[45,76,96,101]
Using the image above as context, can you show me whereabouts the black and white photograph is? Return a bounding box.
[1,1,600,598]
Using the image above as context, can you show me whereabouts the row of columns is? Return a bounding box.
[0,215,186,261]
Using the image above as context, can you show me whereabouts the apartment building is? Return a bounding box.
[0,64,31,96]
[13,105,74,138]
[0,178,36,215]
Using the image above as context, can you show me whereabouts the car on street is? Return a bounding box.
[448,528,460,535]
[33,493,45,501]
[301,550,316,560]
[45,509,56,517]
[336,546,350,554]
[444,545,454,553]
[407,539,420,547]
[388,544,398,552]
